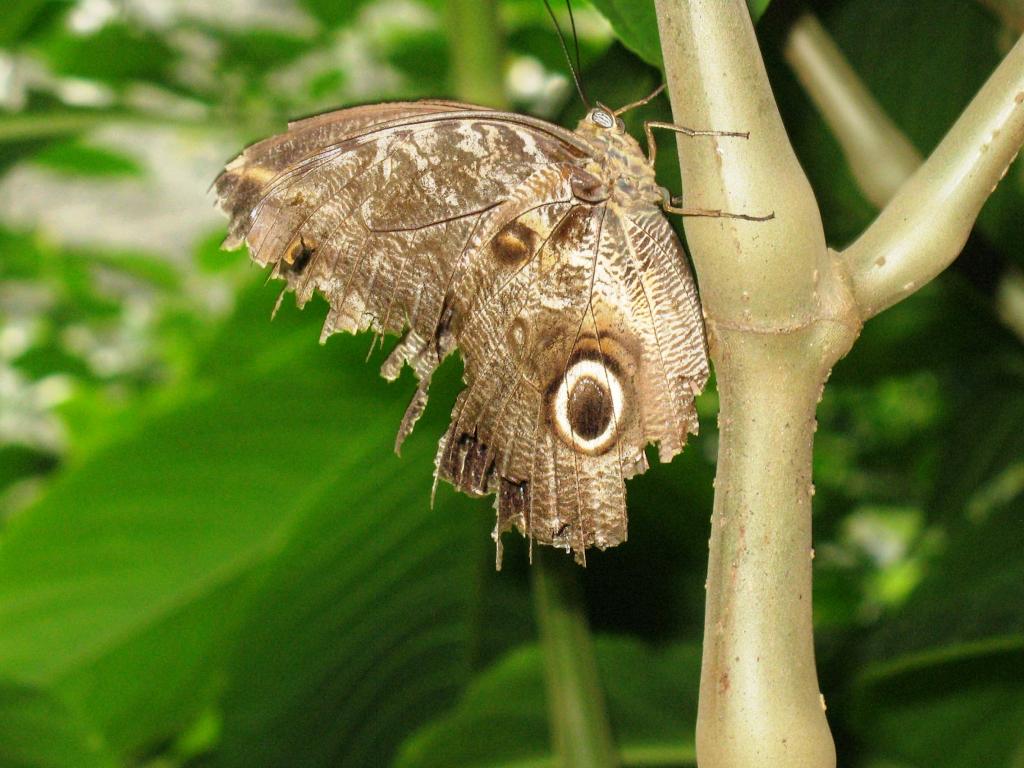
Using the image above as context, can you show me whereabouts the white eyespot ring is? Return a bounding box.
[591,109,615,129]
[551,359,624,455]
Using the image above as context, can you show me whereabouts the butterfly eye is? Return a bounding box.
[550,358,624,455]
[591,109,615,129]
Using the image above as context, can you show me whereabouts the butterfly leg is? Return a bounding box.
[663,191,775,222]
[644,120,749,166]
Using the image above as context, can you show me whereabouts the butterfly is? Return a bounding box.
[213,88,762,566]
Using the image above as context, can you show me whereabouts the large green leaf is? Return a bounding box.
[0,280,485,762]
[584,0,663,67]
[206,386,488,766]
[855,648,1024,768]
[396,637,701,768]
[853,386,1024,768]
[0,681,116,768]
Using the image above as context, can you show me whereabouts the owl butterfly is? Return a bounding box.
[214,92,755,566]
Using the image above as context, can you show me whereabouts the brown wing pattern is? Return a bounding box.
[215,102,708,565]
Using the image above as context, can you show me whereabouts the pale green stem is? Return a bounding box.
[443,2,617,763]
[654,1,853,766]
[978,0,1024,31]
[997,269,1024,339]
[532,549,618,768]
[654,1,1024,766]
[783,13,922,209]
[445,0,507,109]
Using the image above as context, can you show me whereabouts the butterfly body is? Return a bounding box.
[215,100,709,565]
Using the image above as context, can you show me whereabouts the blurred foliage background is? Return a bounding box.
[0,0,1022,766]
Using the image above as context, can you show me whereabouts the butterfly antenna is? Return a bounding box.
[564,0,584,87]
[543,0,590,108]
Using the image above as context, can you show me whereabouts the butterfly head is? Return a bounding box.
[587,104,626,134]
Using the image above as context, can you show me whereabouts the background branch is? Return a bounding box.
[532,550,618,768]
[783,13,922,208]
[841,33,1024,319]
[784,11,1024,342]
[445,0,507,108]
[978,0,1024,32]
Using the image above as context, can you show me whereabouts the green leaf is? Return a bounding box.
[0,280,483,760]
[36,24,177,85]
[584,0,773,68]
[855,473,1024,766]
[0,446,58,496]
[298,0,370,29]
[0,0,70,46]
[0,680,116,768]
[207,407,487,765]
[31,140,142,177]
[863,468,1024,671]
[190,286,489,768]
[0,111,132,145]
[0,110,133,177]
[746,0,772,19]
[583,0,662,68]
[855,650,1024,768]
[396,637,700,768]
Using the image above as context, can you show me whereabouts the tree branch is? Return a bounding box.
[654,2,849,766]
[997,269,1024,339]
[784,13,922,209]
[655,2,1023,765]
[978,0,1024,32]
[841,33,1024,319]
[445,0,506,108]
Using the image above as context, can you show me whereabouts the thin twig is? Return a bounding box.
[785,12,1024,343]
[841,34,1024,319]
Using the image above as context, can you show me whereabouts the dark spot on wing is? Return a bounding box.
[441,431,494,495]
[491,221,537,266]
[434,300,455,359]
[498,477,529,528]
[283,236,315,274]
[567,376,612,440]
[570,168,608,202]
[548,205,592,249]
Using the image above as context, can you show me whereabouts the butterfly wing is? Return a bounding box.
[439,197,709,564]
[215,102,708,565]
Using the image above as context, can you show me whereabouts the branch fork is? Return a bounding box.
[654,2,1024,766]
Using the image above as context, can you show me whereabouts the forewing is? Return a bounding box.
[215,102,588,391]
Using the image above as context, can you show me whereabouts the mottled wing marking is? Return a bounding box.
[215,101,709,566]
